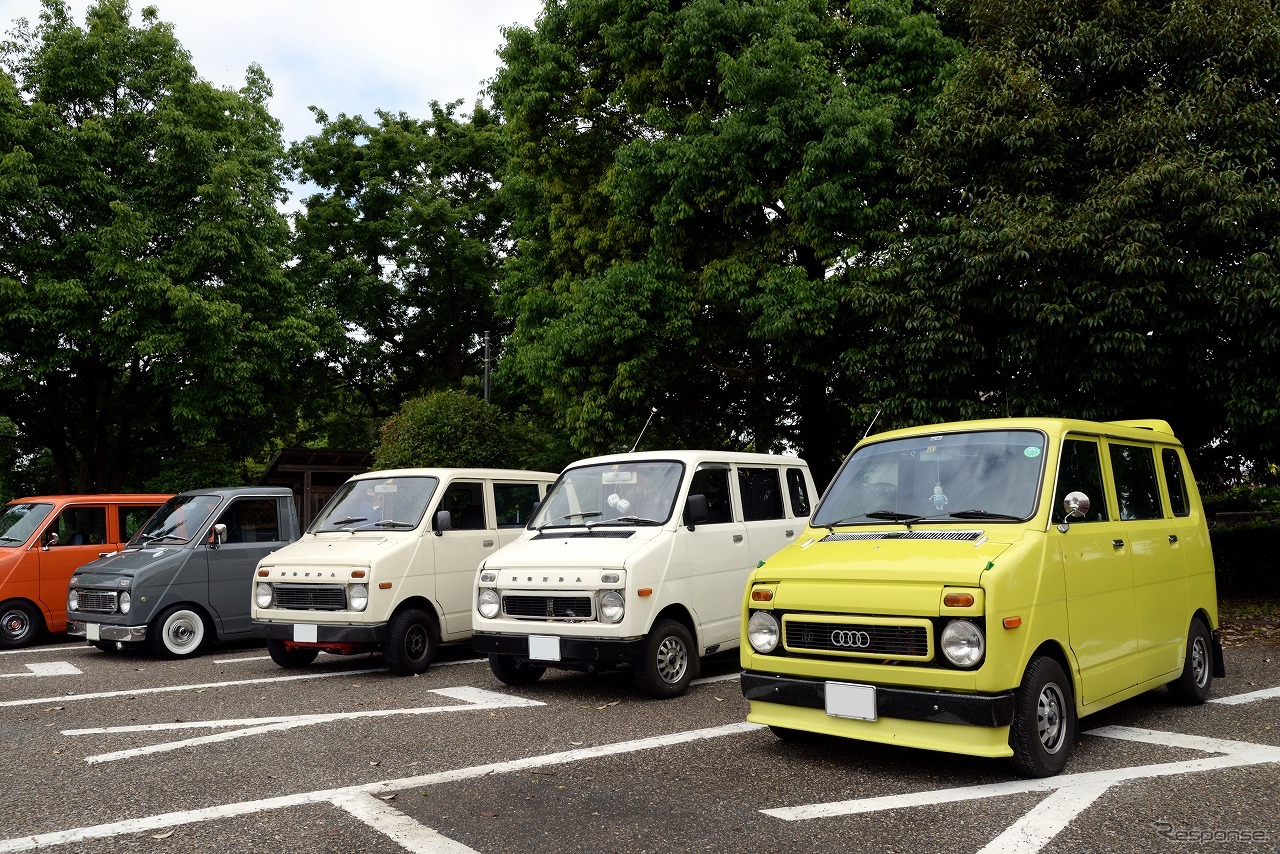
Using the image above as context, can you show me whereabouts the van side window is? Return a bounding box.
[54,506,107,546]
[119,506,162,542]
[786,468,810,517]
[495,483,541,528]
[738,467,784,521]
[1109,443,1163,520]
[1053,439,1108,523]
[1162,449,1191,517]
[689,466,734,524]
[440,482,485,530]
[217,499,281,543]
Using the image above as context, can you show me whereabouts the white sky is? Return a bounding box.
[1,0,545,145]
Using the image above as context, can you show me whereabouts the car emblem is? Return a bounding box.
[831,629,872,649]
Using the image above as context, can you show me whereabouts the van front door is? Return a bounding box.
[681,465,749,650]
[207,498,284,638]
[37,505,108,630]
[1056,437,1137,703]
[433,481,496,639]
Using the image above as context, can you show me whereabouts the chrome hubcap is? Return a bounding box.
[655,636,688,683]
[1037,681,1066,754]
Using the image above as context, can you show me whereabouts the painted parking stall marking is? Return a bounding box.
[64,686,545,764]
[762,724,1280,854]
[0,661,81,678]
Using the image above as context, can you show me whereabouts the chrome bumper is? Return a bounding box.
[67,620,148,642]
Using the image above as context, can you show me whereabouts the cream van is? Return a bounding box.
[251,468,556,674]
[472,451,816,698]
[740,418,1222,776]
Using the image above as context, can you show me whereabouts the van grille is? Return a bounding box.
[783,619,932,659]
[502,595,595,621]
[271,584,347,611]
[76,590,118,614]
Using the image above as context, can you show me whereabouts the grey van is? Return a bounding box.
[67,486,299,658]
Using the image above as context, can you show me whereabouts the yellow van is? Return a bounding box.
[740,418,1222,777]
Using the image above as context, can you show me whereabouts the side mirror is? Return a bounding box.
[434,510,453,537]
[1056,491,1091,533]
[210,523,227,549]
[41,531,59,550]
[684,494,709,530]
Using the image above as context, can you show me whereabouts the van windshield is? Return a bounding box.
[0,502,53,547]
[311,476,439,532]
[132,495,221,545]
[533,461,685,528]
[813,429,1047,527]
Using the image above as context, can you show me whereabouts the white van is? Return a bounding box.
[471,451,816,698]
[251,468,556,674]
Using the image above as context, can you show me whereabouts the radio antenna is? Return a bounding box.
[630,407,659,452]
[862,409,882,439]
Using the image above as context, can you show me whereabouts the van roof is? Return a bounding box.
[862,417,1181,447]
[348,468,559,481]
[5,494,172,505]
[562,450,809,470]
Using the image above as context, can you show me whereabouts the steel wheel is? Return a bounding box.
[1009,655,1076,777]
[633,619,696,699]
[1036,680,1068,755]
[148,606,207,658]
[0,600,40,648]
[1169,618,1214,704]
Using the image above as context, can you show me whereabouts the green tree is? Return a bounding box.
[289,101,509,420]
[494,0,960,484]
[373,390,521,470]
[0,0,329,492]
[858,0,1280,470]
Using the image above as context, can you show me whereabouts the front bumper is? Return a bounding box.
[472,630,645,665]
[252,620,387,644]
[67,620,147,643]
[741,671,1015,727]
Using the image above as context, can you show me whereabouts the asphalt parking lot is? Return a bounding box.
[1,634,1277,854]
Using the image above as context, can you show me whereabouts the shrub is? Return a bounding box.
[373,391,514,470]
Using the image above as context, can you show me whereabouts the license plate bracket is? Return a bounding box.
[528,635,561,661]
[825,681,877,721]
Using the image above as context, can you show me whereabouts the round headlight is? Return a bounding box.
[348,583,369,612]
[940,619,985,668]
[599,590,624,623]
[68,589,79,612]
[477,587,500,619]
[747,610,780,654]
[119,591,131,615]
[255,582,273,609]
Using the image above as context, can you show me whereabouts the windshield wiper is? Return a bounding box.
[947,509,1025,521]
[595,515,662,526]
[138,532,187,545]
[326,516,367,527]
[363,519,415,529]
[0,536,23,543]
[537,511,602,531]
[864,510,928,526]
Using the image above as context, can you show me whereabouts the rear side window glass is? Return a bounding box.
[1162,449,1190,517]
[1053,439,1109,523]
[787,468,810,517]
[495,483,541,528]
[738,467,784,521]
[1110,443,1163,521]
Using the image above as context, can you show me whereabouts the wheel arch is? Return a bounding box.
[652,603,697,647]
[391,596,441,631]
[1027,638,1078,709]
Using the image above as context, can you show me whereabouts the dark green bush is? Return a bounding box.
[1202,485,1280,517]
[373,391,515,470]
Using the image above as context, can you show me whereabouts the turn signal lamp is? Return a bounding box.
[944,593,975,608]
[637,587,653,597]
[352,570,366,578]
[751,589,774,602]
[1003,616,1023,629]
[257,569,269,577]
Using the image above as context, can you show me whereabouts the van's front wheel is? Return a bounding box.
[488,654,546,686]
[0,600,41,649]
[148,606,208,658]
[1168,618,1213,705]
[383,608,438,675]
[1009,656,1076,777]
[633,619,696,699]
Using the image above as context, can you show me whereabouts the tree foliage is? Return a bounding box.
[494,0,960,484]
[857,0,1280,471]
[0,0,328,492]
[373,390,518,470]
[289,101,510,421]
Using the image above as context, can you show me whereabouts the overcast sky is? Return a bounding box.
[1,0,545,146]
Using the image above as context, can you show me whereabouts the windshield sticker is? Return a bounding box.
[1024,447,1042,458]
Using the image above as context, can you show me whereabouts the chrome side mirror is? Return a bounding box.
[41,531,59,550]
[1057,491,1091,532]
[210,523,228,549]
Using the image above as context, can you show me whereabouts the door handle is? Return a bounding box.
[785,530,794,538]
[1112,539,1125,549]
[733,534,744,543]
[98,552,112,558]
[1168,534,1179,544]
[482,539,495,548]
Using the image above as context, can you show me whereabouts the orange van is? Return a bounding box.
[0,494,170,648]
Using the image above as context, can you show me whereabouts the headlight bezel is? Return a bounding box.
[598,589,625,623]
[67,588,79,612]
[477,587,500,619]
[940,618,986,668]
[747,610,781,654]
[348,583,369,612]
[118,591,131,614]
[255,582,273,609]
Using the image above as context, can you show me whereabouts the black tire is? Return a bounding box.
[633,619,697,699]
[91,641,127,653]
[768,725,823,743]
[383,608,438,675]
[148,606,209,658]
[1009,655,1076,777]
[267,638,320,668]
[488,653,546,686]
[0,599,41,649]
[1168,618,1213,705]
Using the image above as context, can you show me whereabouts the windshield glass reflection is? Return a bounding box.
[532,461,685,528]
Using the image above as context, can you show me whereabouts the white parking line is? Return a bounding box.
[0,721,761,852]
[0,667,383,708]
[1210,684,1280,705]
[0,661,82,678]
[691,672,739,686]
[332,792,481,854]
[0,645,96,657]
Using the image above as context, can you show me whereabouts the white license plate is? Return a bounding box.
[85,622,100,641]
[292,624,318,643]
[528,635,561,661]
[825,681,877,721]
